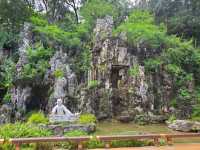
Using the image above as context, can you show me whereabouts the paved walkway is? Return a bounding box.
[92,144,200,150]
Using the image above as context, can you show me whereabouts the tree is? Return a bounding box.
[64,0,81,23]
[0,0,32,50]
[0,0,32,33]
[148,0,200,46]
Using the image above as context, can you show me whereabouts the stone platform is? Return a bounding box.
[43,123,96,136]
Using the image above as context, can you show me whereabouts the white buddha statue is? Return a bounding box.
[49,98,79,123]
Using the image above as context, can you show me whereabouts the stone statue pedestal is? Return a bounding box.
[49,114,78,123]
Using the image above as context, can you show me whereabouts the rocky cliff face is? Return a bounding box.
[47,50,78,112]
[0,15,190,124]
[0,23,79,123]
[79,16,176,122]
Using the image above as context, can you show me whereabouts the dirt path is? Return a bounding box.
[92,144,200,150]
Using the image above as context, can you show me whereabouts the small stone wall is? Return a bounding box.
[44,123,96,136]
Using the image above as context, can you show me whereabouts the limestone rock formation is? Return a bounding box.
[47,50,78,111]
[0,104,12,124]
[168,120,200,132]
[79,15,176,122]
[4,23,78,121]
[10,23,33,119]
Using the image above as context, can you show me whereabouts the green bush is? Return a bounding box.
[74,48,91,77]
[85,139,153,149]
[167,115,176,123]
[64,130,88,137]
[128,65,140,77]
[114,10,166,50]
[3,92,11,103]
[191,105,200,121]
[20,43,52,79]
[34,143,53,150]
[27,44,53,62]
[53,130,88,150]
[111,140,152,148]
[0,58,15,88]
[80,0,118,28]
[170,99,177,108]
[85,139,105,149]
[0,123,52,139]
[144,58,162,72]
[53,69,64,78]
[88,80,100,89]
[0,142,14,150]
[30,16,48,27]
[31,16,81,49]
[165,64,183,77]
[79,114,97,124]
[27,112,49,125]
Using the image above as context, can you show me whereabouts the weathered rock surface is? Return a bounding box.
[6,24,78,121]
[168,120,200,132]
[47,50,78,112]
[0,104,12,124]
[9,23,33,119]
[0,15,193,124]
[135,113,167,124]
[79,15,175,122]
[46,123,96,136]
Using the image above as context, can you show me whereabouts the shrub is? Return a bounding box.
[144,58,162,72]
[27,112,49,125]
[27,43,53,62]
[20,43,52,79]
[85,139,105,149]
[53,69,64,78]
[0,123,52,139]
[30,16,48,27]
[128,65,140,77]
[111,140,152,148]
[165,64,183,77]
[3,92,11,103]
[53,130,88,150]
[114,10,167,50]
[0,58,15,88]
[64,130,88,137]
[170,99,177,108]
[79,114,97,124]
[191,105,200,121]
[34,143,53,150]
[88,80,100,89]
[0,142,14,150]
[74,48,91,77]
[31,16,81,49]
[167,115,176,123]
[85,139,153,149]
[80,0,118,28]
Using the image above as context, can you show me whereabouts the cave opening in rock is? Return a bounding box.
[25,85,50,113]
[111,65,129,88]
[0,88,7,104]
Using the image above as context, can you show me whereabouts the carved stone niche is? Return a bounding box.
[110,64,129,89]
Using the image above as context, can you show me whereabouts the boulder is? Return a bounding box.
[117,111,135,123]
[168,120,200,132]
[135,113,167,124]
[117,115,133,123]
[0,104,12,124]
